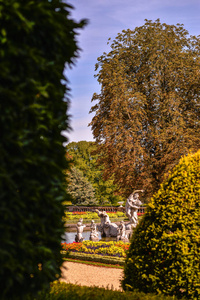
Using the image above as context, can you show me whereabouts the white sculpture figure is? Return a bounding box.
[117,220,129,242]
[89,220,99,241]
[125,190,144,229]
[75,218,86,242]
[119,220,126,238]
[95,209,118,237]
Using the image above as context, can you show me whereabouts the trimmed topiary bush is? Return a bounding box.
[122,150,200,299]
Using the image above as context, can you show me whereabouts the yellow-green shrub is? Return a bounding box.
[122,150,200,299]
[64,212,99,220]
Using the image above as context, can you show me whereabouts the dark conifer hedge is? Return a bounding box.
[0,1,86,299]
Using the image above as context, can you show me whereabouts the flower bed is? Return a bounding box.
[61,240,130,258]
[137,212,145,216]
[64,211,126,221]
[63,211,145,224]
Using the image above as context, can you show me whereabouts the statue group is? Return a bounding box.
[75,190,144,242]
[75,218,99,242]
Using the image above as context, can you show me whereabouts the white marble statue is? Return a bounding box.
[89,220,99,241]
[125,190,143,229]
[95,209,118,237]
[117,220,129,242]
[75,218,86,242]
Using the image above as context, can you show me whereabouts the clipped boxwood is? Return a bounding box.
[122,150,200,299]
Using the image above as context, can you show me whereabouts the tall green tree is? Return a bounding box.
[90,19,200,201]
[67,167,98,206]
[0,1,86,299]
[66,141,124,205]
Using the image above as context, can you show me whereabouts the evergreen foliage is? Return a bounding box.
[90,19,200,200]
[122,150,200,299]
[0,1,86,299]
[67,167,98,206]
[66,141,123,205]
[37,282,183,300]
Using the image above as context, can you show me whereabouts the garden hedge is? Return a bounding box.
[36,282,183,300]
[123,150,200,299]
[66,252,125,266]
[0,1,86,299]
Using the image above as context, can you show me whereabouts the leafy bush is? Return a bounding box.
[122,150,200,299]
[64,211,99,220]
[0,1,86,299]
[36,282,183,300]
[116,211,126,217]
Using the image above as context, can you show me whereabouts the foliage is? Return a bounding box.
[61,240,130,258]
[66,252,125,265]
[67,167,98,206]
[64,258,124,268]
[0,1,86,299]
[66,141,124,205]
[62,201,72,206]
[90,19,200,201]
[36,282,183,300]
[122,150,200,299]
[64,211,127,221]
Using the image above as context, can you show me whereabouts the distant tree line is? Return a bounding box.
[66,141,124,206]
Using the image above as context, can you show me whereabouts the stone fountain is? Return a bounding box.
[73,190,144,242]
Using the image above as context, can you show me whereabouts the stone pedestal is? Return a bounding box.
[75,235,83,243]
[121,237,129,243]
[90,236,99,242]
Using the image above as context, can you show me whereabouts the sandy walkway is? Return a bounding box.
[61,261,124,291]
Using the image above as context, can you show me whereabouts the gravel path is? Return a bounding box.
[61,261,124,291]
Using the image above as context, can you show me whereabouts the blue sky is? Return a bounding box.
[64,0,200,143]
